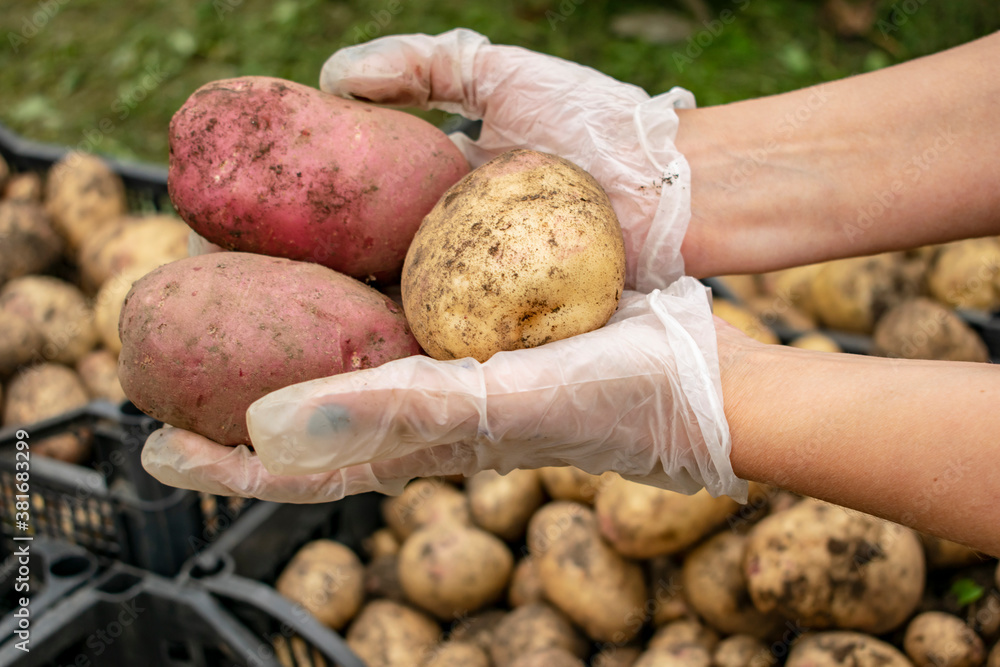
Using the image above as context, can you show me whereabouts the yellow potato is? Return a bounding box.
[467,469,545,540]
[788,332,841,353]
[275,539,364,630]
[0,276,97,365]
[44,153,126,253]
[346,600,441,667]
[402,149,625,362]
[75,349,126,403]
[77,214,190,292]
[712,299,779,344]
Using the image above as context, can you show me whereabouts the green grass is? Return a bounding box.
[1,0,997,165]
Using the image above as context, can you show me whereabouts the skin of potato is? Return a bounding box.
[169,76,468,282]
[3,172,43,202]
[346,600,441,667]
[764,263,826,318]
[919,534,986,570]
[425,641,491,667]
[646,555,691,626]
[530,502,647,643]
[927,239,1000,311]
[785,632,914,667]
[489,603,588,667]
[78,215,190,292]
[509,648,586,667]
[363,553,406,604]
[592,645,643,667]
[746,295,817,333]
[903,612,986,667]
[363,527,400,559]
[398,523,513,620]
[744,499,925,634]
[988,643,1000,667]
[713,635,775,667]
[633,645,712,667]
[401,148,626,362]
[681,532,785,639]
[789,332,842,353]
[76,348,126,403]
[508,556,545,608]
[3,363,92,463]
[648,619,719,654]
[538,466,609,505]
[382,479,471,541]
[44,153,127,253]
[467,469,545,541]
[0,201,62,283]
[117,252,421,445]
[275,539,364,630]
[594,475,739,558]
[0,276,97,366]
[713,299,780,345]
[0,312,45,377]
[448,609,506,652]
[872,298,988,362]
[810,255,907,334]
[94,265,158,355]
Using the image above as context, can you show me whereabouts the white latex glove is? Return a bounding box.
[320,27,696,291]
[143,285,747,502]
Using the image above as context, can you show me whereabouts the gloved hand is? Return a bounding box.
[143,285,747,502]
[320,27,695,290]
[141,29,748,503]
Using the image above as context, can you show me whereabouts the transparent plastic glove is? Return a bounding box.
[320,28,696,290]
[142,281,747,503]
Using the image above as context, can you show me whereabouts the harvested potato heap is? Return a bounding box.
[712,243,998,361]
[272,473,1000,667]
[0,152,188,462]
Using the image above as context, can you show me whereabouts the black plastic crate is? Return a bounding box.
[0,120,172,213]
[175,498,380,667]
[0,401,252,576]
[0,537,100,645]
[0,559,351,666]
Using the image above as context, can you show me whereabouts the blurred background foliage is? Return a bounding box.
[1,0,997,164]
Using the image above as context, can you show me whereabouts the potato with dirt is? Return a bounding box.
[275,539,364,630]
[169,76,468,281]
[927,238,1000,311]
[508,557,544,607]
[810,254,910,333]
[346,599,441,667]
[509,648,586,667]
[681,532,784,638]
[3,363,92,462]
[425,641,491,667]
[713,299,780,344]
[467,469,545,541]
[3,172,42,202]
[382,478,471,540]
[872,297,988,362]
[903,612,986,667]
[0,201,62,284]
[528,501,647,642]
[744,499,925,633]
[0,312,44,377]
[76,349,126,403]
[785,632,914,667]
[78,214,190,292]
[117,252,421,445]
[595,475,738,558]
[713,635,775,667]
[45,153,127,253]
[489,602,588,667]
[401,149,626,362]
[0,276,97,365]
[399,522,513,620]
[539,466,608,504]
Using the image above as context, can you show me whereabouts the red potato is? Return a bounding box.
[168,76,469,282]
[118,252,422,445]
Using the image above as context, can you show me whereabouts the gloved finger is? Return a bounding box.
[142,426,480,502]
[320,29,489,116]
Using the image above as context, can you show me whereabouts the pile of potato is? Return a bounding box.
[272,470,1000,667]
[712,245,1000,361]
[0,151,189,461]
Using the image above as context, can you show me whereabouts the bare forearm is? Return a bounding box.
[678,32,1000,278]
[719,330,1000,556]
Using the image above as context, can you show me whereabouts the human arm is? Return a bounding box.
[720,324,1000,555]
[679,31,1000,278]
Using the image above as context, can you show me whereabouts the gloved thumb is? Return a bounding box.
[320,28,490,116]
